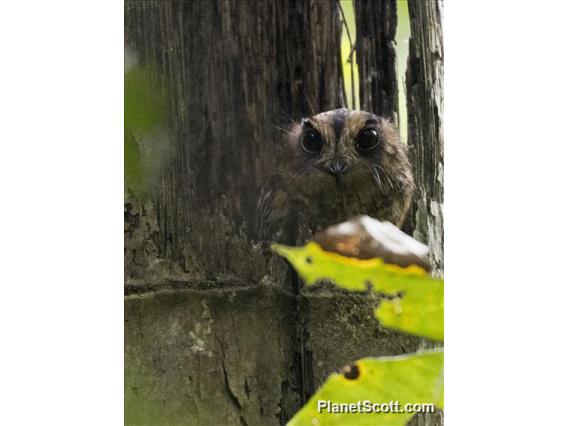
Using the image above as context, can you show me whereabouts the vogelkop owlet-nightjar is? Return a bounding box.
[256,108,414,245]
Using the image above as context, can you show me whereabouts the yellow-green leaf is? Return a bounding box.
[375,284,444,342]
[288,349,444,426]
[272,242,443,341]
[272,242,431,292]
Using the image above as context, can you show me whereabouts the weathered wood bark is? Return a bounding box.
[354,0,398,122]
[125,0,345,283]
[404,2,445,424]
[406,0,444,275]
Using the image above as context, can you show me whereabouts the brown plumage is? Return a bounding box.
[256,108,414,245]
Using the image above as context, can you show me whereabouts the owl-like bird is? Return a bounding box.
[256,108,414,246]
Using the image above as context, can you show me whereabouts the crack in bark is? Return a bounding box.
[218,334,248,426]
[124,281,295,297]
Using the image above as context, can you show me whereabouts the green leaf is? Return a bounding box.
[288,349,443,426]
[375,285,444,342]
[272,242,443,341]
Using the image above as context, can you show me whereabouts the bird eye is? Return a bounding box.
[356,128,379,151]
[301,129,323,154]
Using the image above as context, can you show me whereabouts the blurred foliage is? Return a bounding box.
[273,238,443,425]
[124,65,167,198]
[125,67,165,133]
[288,350,443,426]
[124,129,145,196]
[340,0,359,110]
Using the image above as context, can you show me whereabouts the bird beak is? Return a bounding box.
[326,160,348,182]
[327,160,347,175]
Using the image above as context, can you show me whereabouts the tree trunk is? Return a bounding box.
[354,0,398,122]
[406,0,444,275]
[125,0,345,283]
[404,2,445,424]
